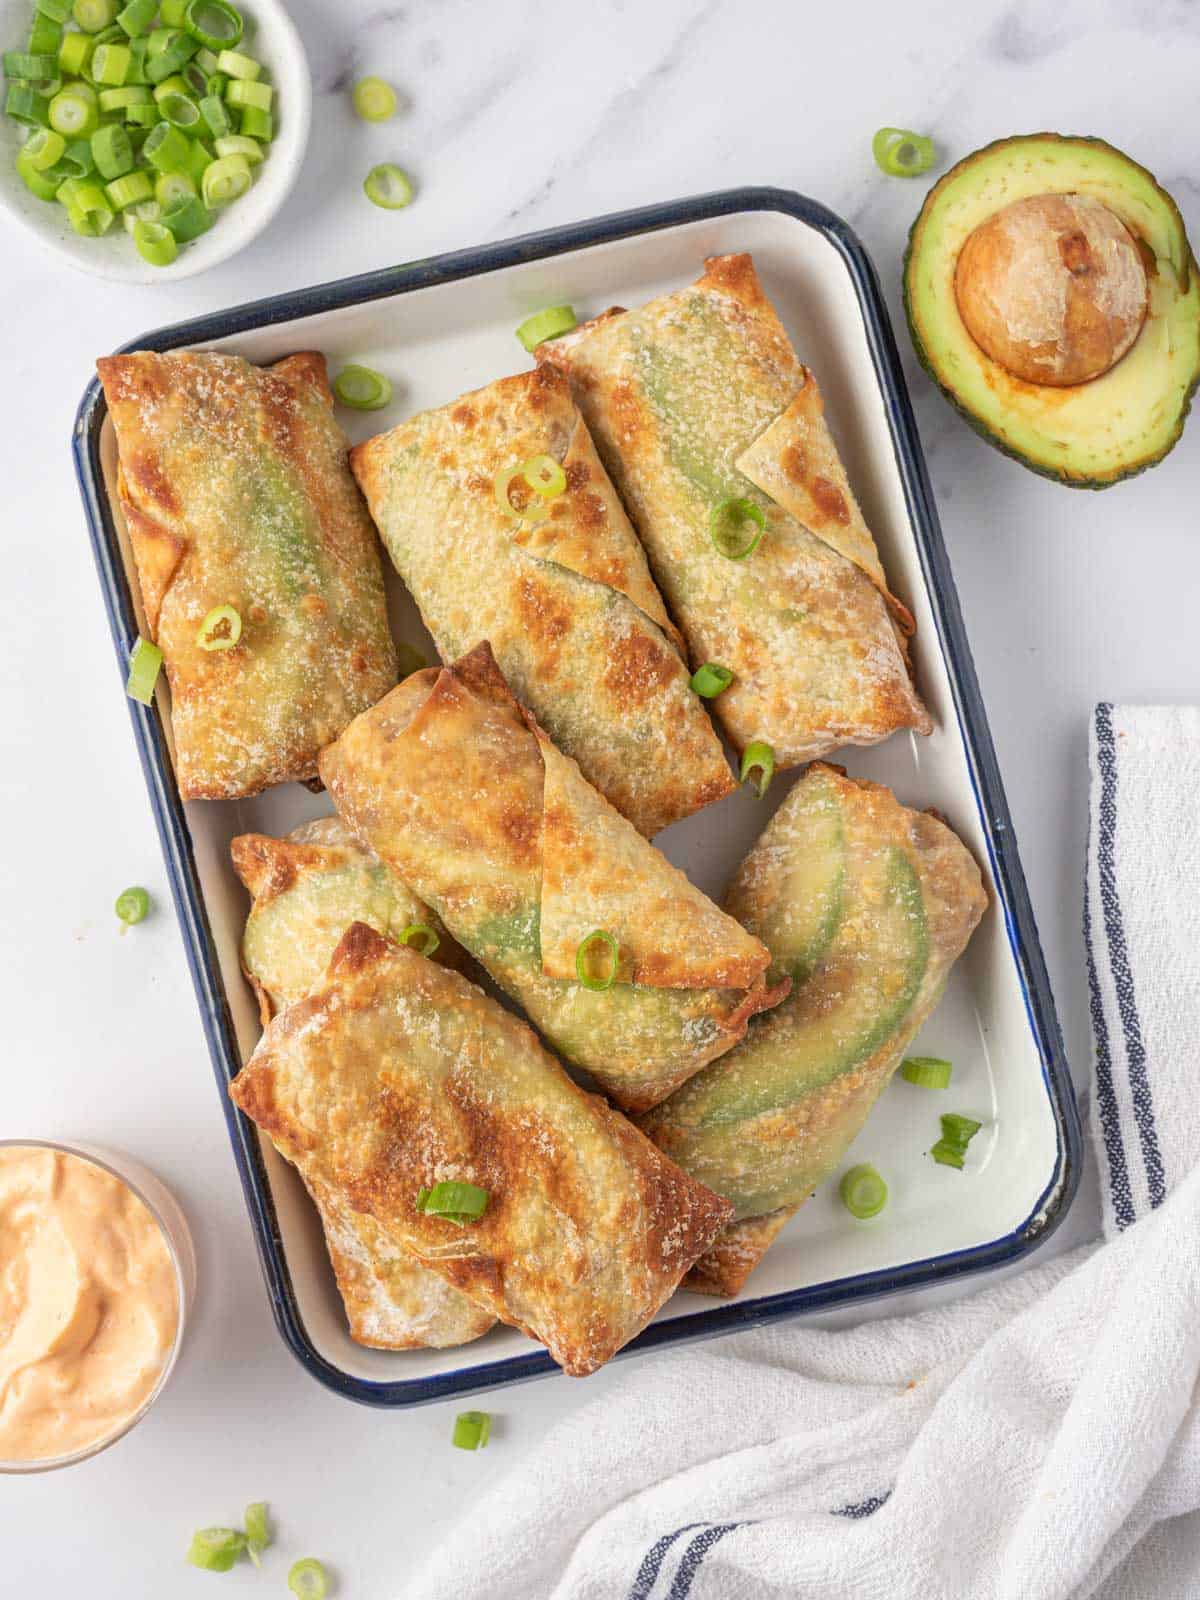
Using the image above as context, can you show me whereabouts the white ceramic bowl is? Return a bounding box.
[0,0,310,283]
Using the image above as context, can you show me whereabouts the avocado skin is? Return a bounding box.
[903,132,1200,489]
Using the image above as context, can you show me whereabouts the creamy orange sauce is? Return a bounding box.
[0,1146,179,1464]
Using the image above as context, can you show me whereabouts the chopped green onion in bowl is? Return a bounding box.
[515,304,577,352]
[452,1410,491,1450]
[114,884,150,924]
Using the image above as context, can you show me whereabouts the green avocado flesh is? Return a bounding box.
[643,810,929,1221]
[904,134,1200,485]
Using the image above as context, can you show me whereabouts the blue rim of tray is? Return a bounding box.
[72,185,1082,1408]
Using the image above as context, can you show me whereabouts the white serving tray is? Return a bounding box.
[76,190,1079,1405]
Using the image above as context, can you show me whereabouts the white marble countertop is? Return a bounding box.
[4,0,1199,1592]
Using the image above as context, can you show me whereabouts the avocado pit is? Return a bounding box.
[954,192,1148,386]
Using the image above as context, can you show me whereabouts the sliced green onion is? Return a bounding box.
[215,45,257,79]
[162,191,210,238]
[414,1186,430,1210]
[196,602,241,649]
[689,662,733,698]
[143,116,190,169]
[73,0,118,31]
[132,216,176,263]
[710,497,765,560]
[66,180,114,232]
[178,57,207,95]
[287,1559,329,1600]
[117,0,156,36]
[158,89,200,129]
[353,75,397,123]
[363,161,412,210]
[212,130,261,162]
[4,51,60,79]
[21,125,65,169]
[91,121,132,178]
[37,0,73,22]
[182,134,213,180]
[575,928,619,992]
[114,884,150,924]
[243,1502,270,1569]
[522,453,566,499]
[122,195,159,230]
[332,364,392,411]
[204,68,226,97]
[124,100,158,125]
[146,35,197,83]
[395,641,427,679]
[126,636,163,703]
[200,148,249,203]
[186,1529,246,1573]
[125,34,148,81]
[515,304,577,352]
[17,149,65,198]
[98,83,152,109]
[416,1181,490,1224]
[225,74,270,111]
[236,102,269,140]
[452,1410,491,1451]
[184,0,244,50]
[839,1163,888,1219]
[49,82,99,134]
[7,83,51,126]
[739,740,775,799]
[930,1140,964,1169]
[493,463,548,525]
[193,43,220,73]
[57,30,93,75]
[940,1112,982,1146]
[159,0,187,22]
[105,166,152,207]
[197,89,229,136]
[398,922,440,958]
[899,1055,953,1090]
[872,127,935,178]
[91,40,132,83]
[60,137,94,174]
[29,15,63,53]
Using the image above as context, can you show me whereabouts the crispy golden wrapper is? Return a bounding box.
[641,763,987,1294]
[319,642,786,1113]
[539,254,931,769]
[231,816,491,1351]
[229,924,734,1376]
[97,349,397,799]
[349,366,733,836]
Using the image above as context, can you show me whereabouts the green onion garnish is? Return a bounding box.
[91,39,132,83]
[117,0,157,37]
[515,304,577,352]
[225,76,270,111]
[198,89,230,136]
[899,1056,953,1089]
[6,83,51,127]
[49,83,98,135]
[287,1559,329,1600]
[398,922,440,959]
[363,161,413,210]
[17,148,63,198]
[452,1410,491,1451]
[493,463,548,526]
[183,0,243,51]
[710,497,765,560]
[186,1528,246,1573]
[65,178,114,232]
[332,364,393,411]
[521,453,566,499]
[154,168,195,205]
[689,662,733,698]
[105,167,153,208]
[162,192,211,239]
[575,928,619,992]
[90,121,132,179]
[21,125,64,169]
[158,89,200,129]
[98,82,152,109]
[132,216,176,264]
[74,0,118,31]
[236,102,270,140]
[122,195,160,231]
[57,30,93,76]
[214,44,256,78]
[739,740,775,799]
[871,127,935,178]
[352,74,396,122]
[200,149,250,205]
[196,603,241,650]
[115,885,150,924]
[212,130,263,163]
[143,117,190,170]
[839,1163,888,1219]
[416,1180,490,1224]
[243,1502,270,1569]
[4,50,59,78]
[930,1111,984,1170]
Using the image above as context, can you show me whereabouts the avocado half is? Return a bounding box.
[904,134,1200,486]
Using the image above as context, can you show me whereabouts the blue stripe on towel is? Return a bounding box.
[1094,702,1167,1211]
[666,1524,743,1599]
[1084,859,1135,1229]
[833,1491,892,1519]
[627,1524,704,1600]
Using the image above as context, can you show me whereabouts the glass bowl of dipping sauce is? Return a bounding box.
[0,1139,196,1473]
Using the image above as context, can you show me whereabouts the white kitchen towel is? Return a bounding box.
[407,704,1200,1600]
